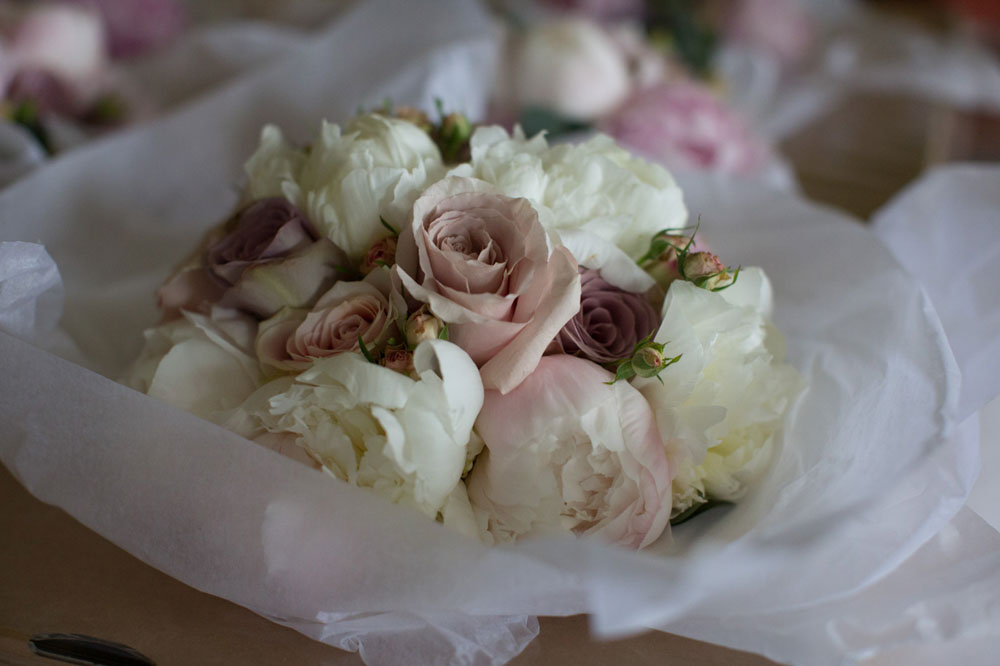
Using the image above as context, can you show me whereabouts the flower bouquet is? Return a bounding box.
[124,105,802,550]
[0,1,976,663]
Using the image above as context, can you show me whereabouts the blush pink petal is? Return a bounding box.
[472,355,673,549]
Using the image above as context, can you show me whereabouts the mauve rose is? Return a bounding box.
[256,280,397,372]
[598,83,770,176]
[396,176,581,394]
[158,198,347,320]
[556,268,658,364]
[67,0,186,59]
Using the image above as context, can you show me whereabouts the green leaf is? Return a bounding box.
[379,216,399,237]
[358,335,377,364]
[437,322,450,341]
[518,107,591,140]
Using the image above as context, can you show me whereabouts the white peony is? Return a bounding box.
[243,124,306,201]
[123,310,261,421]
[228,340,484,523]
[511,18,631,120]
[634,268,802,518]
[242,114,444,261]
[450,126,686,260]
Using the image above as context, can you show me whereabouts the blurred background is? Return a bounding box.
[3,0,999,218]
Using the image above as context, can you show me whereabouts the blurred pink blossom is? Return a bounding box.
[726,0,813,64]
[67,0,186,59]
[599,82,770,175]
[542,0,644,22]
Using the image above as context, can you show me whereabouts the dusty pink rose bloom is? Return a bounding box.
[467,355,673,549]
[555,268,658,364]
[396,176,581,394]
[158,198,347,321]
[380,347,416,377]
[726,0,814,64]
[256,280,397,372]
[598,82,770,176]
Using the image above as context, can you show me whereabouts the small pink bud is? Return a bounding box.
[360,236,397,275]
[380,347,416,377]
[683,251,734,290]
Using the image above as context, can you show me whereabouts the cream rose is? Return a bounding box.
[255,280,399,373]
[396,176,581,394]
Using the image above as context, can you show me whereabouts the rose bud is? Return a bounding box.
[436,111,472,163]
[682,251,736,291]
[380,346,416,377]
[643,233,690,288]
[359,235,397,275]
[405,307,445,347]
[394,106,432,133]
[632,345,668,379]
[204,197,348,318]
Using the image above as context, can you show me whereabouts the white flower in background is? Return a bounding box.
[3,4,107,102]
[123,309,261,420]
[230,340,483,523]
[510,18,631,120]
[451,125,687,260]
[634,267,802,518]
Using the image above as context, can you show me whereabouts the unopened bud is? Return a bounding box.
[380,347,416,377]
[395,106,433,133]
[682,251,735,290]
[437,111,472,162]
[405,308,445,347]
[632,346,667,378]
[360,236,397,275]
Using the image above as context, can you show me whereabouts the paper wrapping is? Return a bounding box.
[0,1,984,664]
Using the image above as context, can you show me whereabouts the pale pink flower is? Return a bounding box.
[396,176,581,394]
[467,355,673,549]
[67,0,186,59]
[599,82,770,176]
[726,0,814,64]
[255,280,397,372]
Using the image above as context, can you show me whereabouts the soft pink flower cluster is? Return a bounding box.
[131,111,792,550]
[498,5,780,176]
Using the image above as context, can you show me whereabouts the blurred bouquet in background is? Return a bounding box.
[0,0,185,183]
[489,0,814,177]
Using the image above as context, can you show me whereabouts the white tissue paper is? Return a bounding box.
[724,0,1000,141]
[0,1,986,664]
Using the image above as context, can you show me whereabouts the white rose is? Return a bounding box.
[288,113,444,260]
[512,19,631,120]
[451,126,686,260]
[123,310,261,421]
[634,267,803,518]
[231,340,483,522]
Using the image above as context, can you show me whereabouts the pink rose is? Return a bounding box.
[256,280,398,372]
[467,355,673,549]
[67,0,186,59]
[396,176,581,393]
[598,82,770,176]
